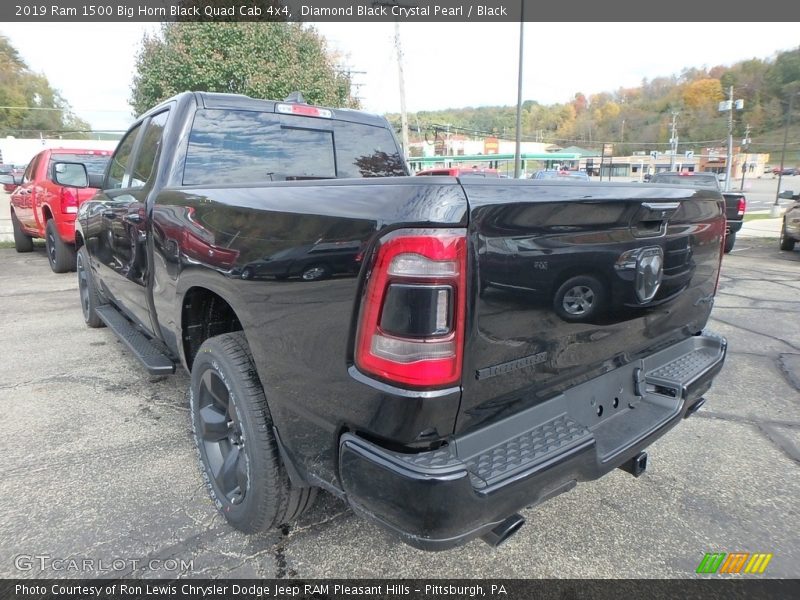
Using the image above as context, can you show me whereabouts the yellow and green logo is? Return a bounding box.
[696,552,773,574]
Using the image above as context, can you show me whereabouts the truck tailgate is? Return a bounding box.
[458,180,724,434]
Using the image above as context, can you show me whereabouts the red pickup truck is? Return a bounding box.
[7,148,110,272]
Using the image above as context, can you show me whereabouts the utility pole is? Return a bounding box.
[394,22,409,159]
[669,112,678,170]
[772,91,797,217]
[718,87,743,192]
[740,123,751,191]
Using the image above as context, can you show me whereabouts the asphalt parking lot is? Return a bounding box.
[1,236,799,580]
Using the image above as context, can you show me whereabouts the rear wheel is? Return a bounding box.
[780,220,796,251]
[190,332,316,533]
[553,275,605,322]
[45,219,76,273]
[723,231,736,254]
[11,211,33,253]
[301,264,330,281]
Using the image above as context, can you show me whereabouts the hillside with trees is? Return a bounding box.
[388,46,800,157]
[0,36,90,139]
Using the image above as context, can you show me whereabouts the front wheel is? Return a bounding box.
[11,211,33,253]
[780,221,796,251]
[723,231,736,254]
[46,219,76,273]
[190,332,316,533]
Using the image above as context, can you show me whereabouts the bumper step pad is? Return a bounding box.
[95,305,175,375]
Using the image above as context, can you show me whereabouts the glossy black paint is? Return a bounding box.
[458,179,724,435]
[76,91,727,531]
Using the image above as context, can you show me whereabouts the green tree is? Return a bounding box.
[130,23,357,116]
[0,35,90,138]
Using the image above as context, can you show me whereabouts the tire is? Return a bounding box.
[553,275,605,322]
[240,267,254,280]
[76,246,105,328]
[190,332,316,533]
[780,220,796,251]
[301,264,330,281]
[723,231,736,254]
[45,219,77,273]
[11,211,33,253]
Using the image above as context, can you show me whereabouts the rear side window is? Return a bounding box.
[183,108,405,185]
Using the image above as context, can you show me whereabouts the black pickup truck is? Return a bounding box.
[648,171,746,253]
[72,92,727,550]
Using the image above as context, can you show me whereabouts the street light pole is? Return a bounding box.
[513,2,525,179]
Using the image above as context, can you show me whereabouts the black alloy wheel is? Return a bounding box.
[196,367,250,506]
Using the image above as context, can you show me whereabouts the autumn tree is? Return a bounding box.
[0,35,90,138]
[130,23,358,116]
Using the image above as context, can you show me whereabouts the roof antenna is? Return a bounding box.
[284,91,306,104]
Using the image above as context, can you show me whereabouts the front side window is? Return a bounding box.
[23,155,40,183]
[107,123,142,189]
[183,109,405,185]
[131,111,169,187]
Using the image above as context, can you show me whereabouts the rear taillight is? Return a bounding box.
[355,228,467,388]
[60,187,78,214]
[737,196,746,217]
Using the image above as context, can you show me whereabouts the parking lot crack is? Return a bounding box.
[710,316,800,352]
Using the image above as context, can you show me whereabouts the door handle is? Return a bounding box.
[124,213,143,224]
[102,210,116,219]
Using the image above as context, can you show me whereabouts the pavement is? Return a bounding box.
[0,236,798,579]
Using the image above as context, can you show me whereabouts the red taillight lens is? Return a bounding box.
[60,187,78,214]
[355,228,467,389]
[737,196,746,217]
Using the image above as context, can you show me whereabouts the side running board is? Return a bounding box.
[95,305,176,375]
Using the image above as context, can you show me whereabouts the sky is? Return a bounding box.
[0,22,798,133]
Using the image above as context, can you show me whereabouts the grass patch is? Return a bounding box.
[744,213,781,222]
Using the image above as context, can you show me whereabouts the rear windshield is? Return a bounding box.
[652,174,719,190]
[183,109,406,185]
[50,153,109,177]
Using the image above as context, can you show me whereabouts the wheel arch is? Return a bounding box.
[180,284,246,371]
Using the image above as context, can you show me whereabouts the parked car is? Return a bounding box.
[240,240,363,281]
[73,91,727,550]
[779,189,800,251]
[531,169,590,181]
[772,166,798,176]
[3,149,110,272]
[647,171,745,253]
[415,166,500,177]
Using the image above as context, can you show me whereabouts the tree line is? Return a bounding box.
[388,46,800,155]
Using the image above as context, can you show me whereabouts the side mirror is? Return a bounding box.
[778,189,796,200]
[53,162,89,188]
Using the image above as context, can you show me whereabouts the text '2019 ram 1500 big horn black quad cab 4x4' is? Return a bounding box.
[72,92,727,550]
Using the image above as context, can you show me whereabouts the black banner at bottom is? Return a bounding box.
[2,579,799,600]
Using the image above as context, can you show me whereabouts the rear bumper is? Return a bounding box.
[339,331,726,550]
